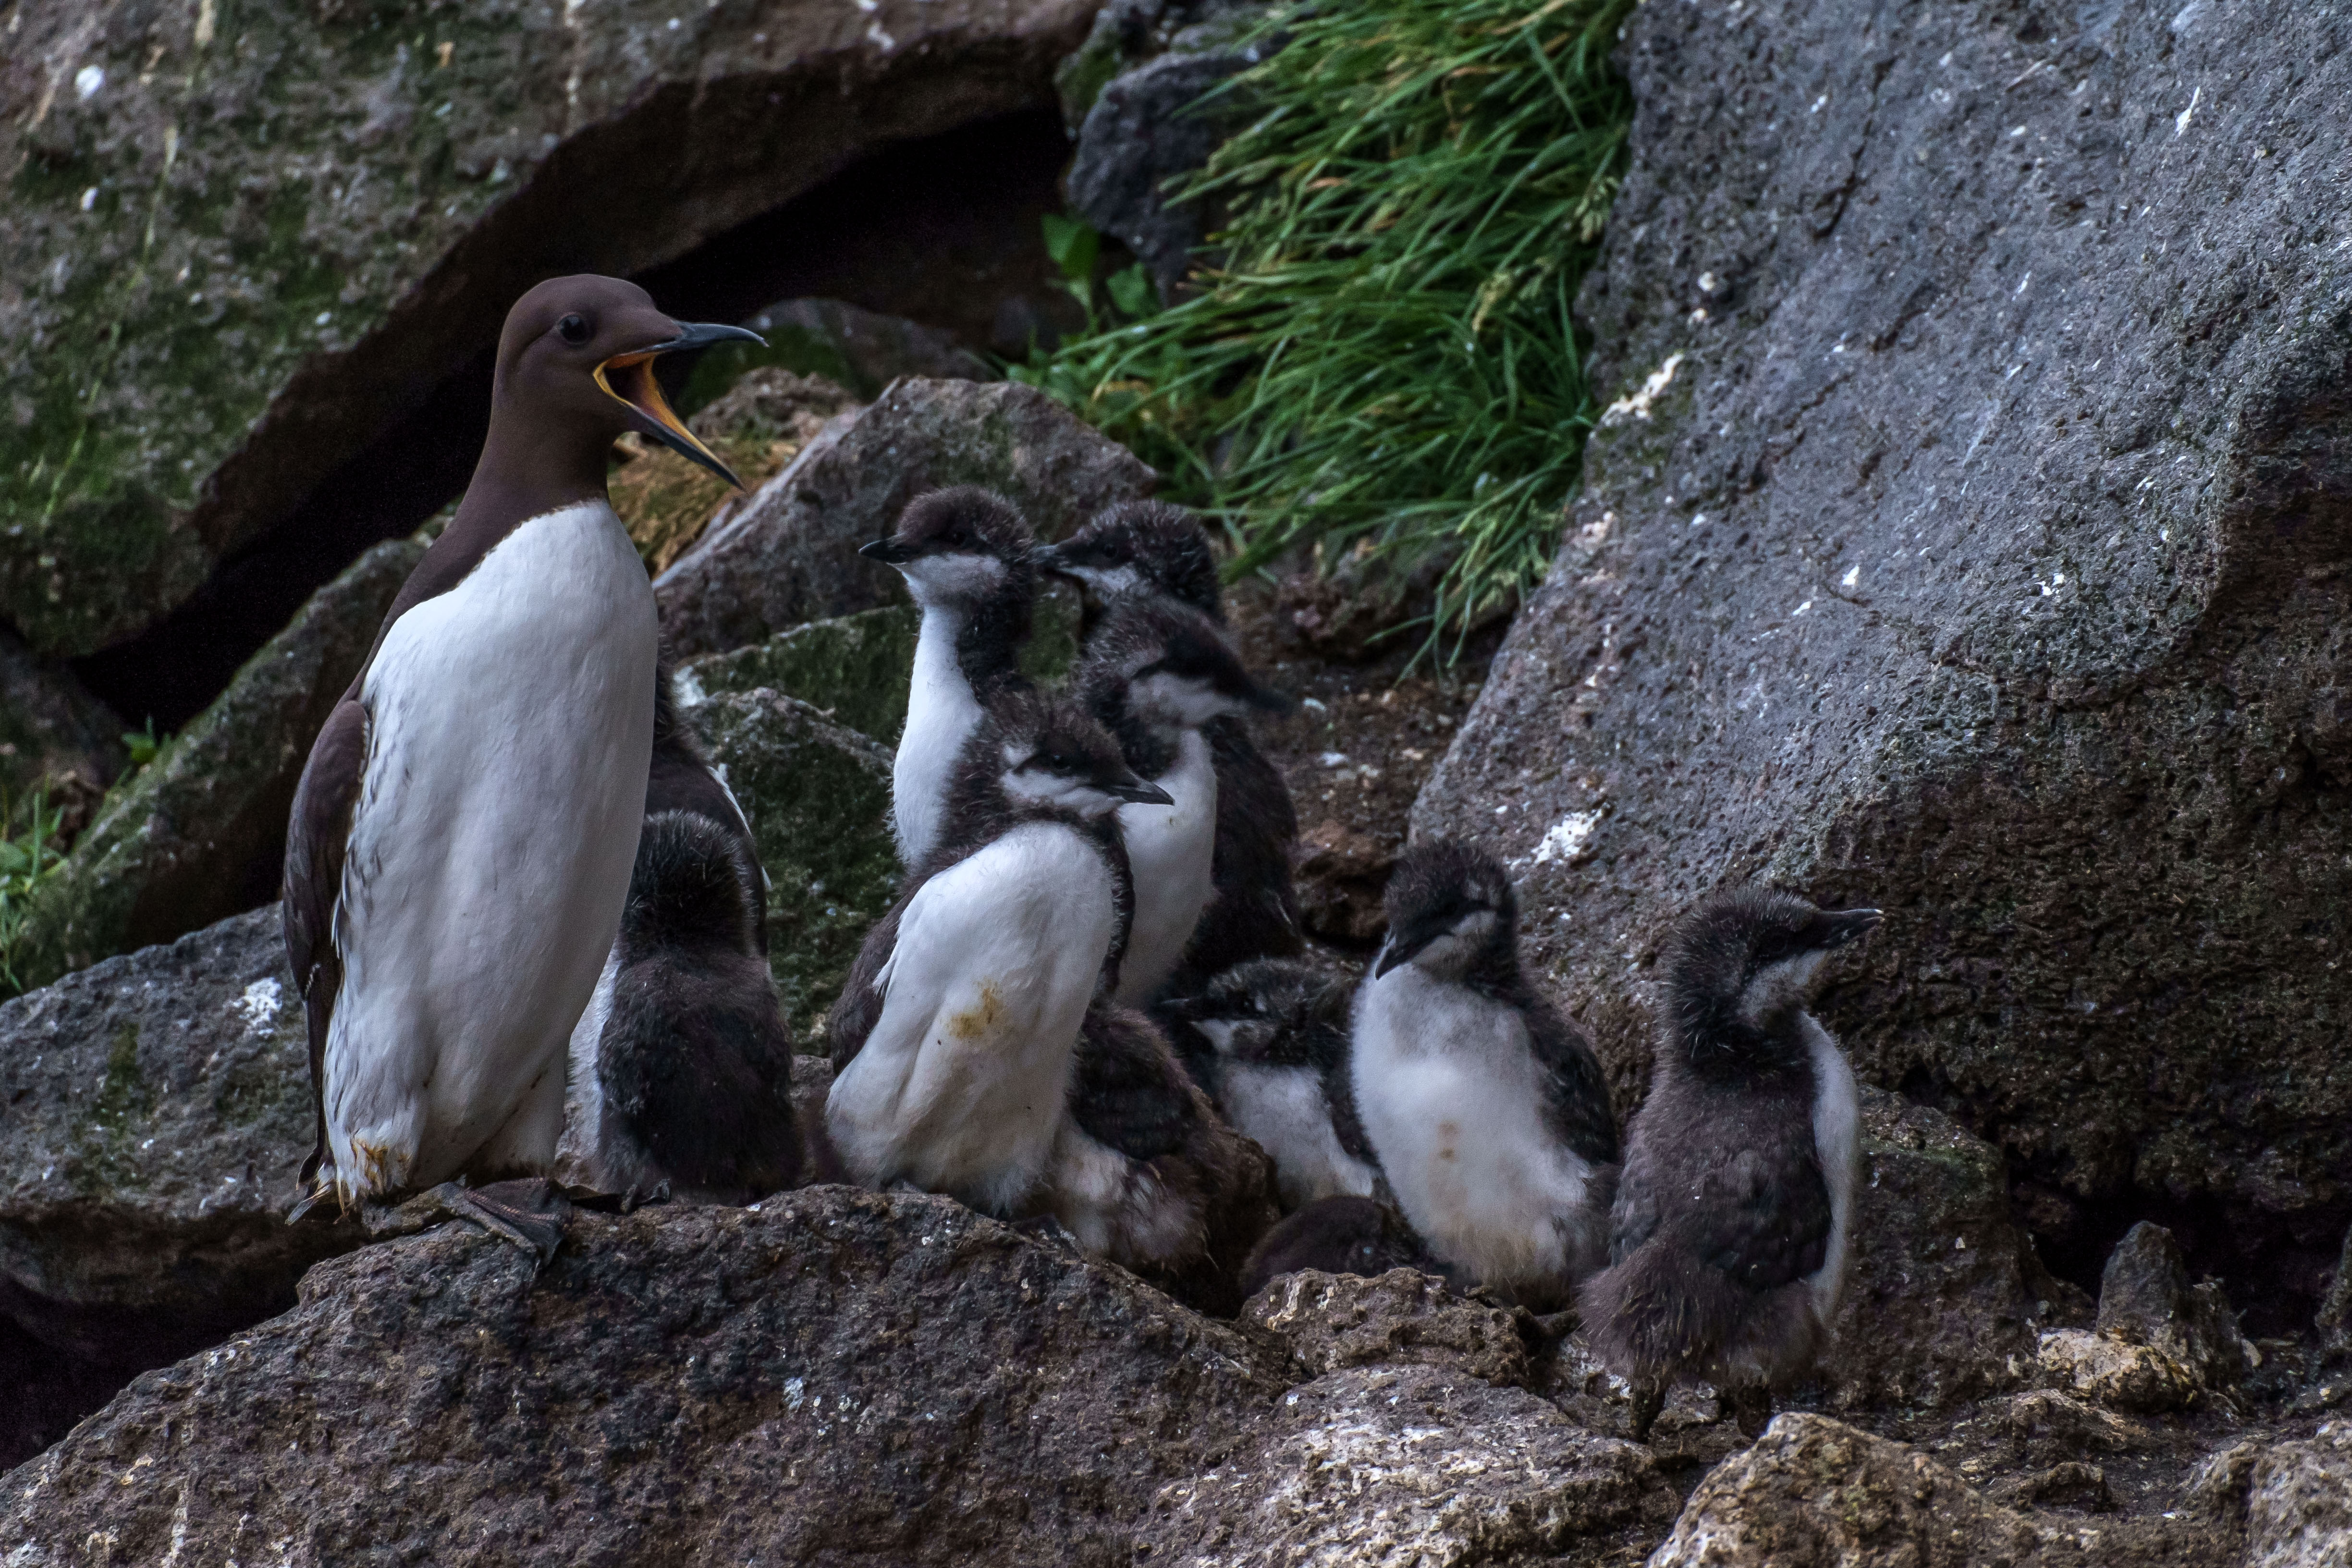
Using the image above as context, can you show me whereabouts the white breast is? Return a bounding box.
[553,941,622,1188]
[825,821,1115,1212]
[1800,1010,1862,1319]
[1112,729,1218,1005]
[326,501,656,1200]
[1349,965,1598,1293]
[1218,1061,1378,1209]
[892,604,980,866]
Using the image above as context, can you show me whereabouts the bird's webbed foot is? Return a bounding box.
[366,1177,574,1267]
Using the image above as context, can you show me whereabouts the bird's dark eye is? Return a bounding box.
[944,526,971,547]
[556,313,591,345]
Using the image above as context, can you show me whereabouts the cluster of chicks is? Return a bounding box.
[283,277,1881,1448]
[573,484,1885,1442]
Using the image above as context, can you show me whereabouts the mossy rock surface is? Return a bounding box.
[676,298,991,413]
[0,0,1096,657]
[9,537,420,995]
[688,687,898,1039]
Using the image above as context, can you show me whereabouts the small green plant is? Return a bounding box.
[122,717,161,767]
[0,788,69,994]
[1017,0,1637,658]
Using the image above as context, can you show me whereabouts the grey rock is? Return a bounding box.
[1647,1412,2229,1567]
[656,378,1156,659]
[2245,1421,2352,1568]
[0,0,1100,658]
[1054,0,1264,127]
[1242,1268,1530,1388]
[2319,1224,2351,1360]
[0,1190,1289,1565]
[2035,1327,2205,1415]
[0,906,349,1383]
[1414,0,2352,1265]
[1830,1089,2086,1412]
[0,634,123,839]
[1068,50,1250,299]
[1140,1363,1674,1566]
[2097,1222,2250,1390]
[10,537,422,993]
[687,687,900,1033]
[678,297,994,410]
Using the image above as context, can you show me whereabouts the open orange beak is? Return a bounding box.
[593,320,765,487]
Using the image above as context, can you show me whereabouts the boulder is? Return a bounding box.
[2095,1222,2250,1391]
[1067,49,1251,299]
[2244,1421,2352,1568]
[0,1190,1290,1565]
[1830,1088,2085,1412]
[0,635,123,838]
[9,537,420,994]
[612,367,861,576]
[2315,1223,2350,1361]
[677,297,993,410]
[1241,1268,1530,1388]
[1139,1362,1675,1566]
[0,0,1099,659]
[0,907,348,1394]
[656,377,1156,659]
[2035,1328,2204,1416]
[687,688,899,1033]
[1413,0,2352,1279]
[1647,1413,2228,1567]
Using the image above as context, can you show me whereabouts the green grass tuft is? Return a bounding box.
[1016,0,1636,657]
[0,788,71,995]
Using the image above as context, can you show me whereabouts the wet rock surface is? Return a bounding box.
[685,687,898,1035]
[0,907,349,1467]
[0,1190,1288,1566]
[11,537,420,993]
[1413,0,2352,1306]
[0,0,1097,659]
[656,377,1156,659]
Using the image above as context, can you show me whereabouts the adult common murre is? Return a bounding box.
[1579,888,1879,1442]
[860,486,1039,868]
[1037,501,1301,990]
[282,276,759,1255]
[1072,597,1289,1007]
[558,657,799,1206]
[823,689,1169,1215]
[1348,839,1619,1311]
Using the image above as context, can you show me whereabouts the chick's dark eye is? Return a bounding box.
[557,313,591,345]
[945,527,971,547]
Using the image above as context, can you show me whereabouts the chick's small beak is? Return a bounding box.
[595,321,766,488]
[1110,777,1176,808]
[1818,908,1884,949]
[860,537,919,566]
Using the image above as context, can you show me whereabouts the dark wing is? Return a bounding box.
[825,896,905,1075]
[282,698,367,1196]
[647,654,770,953]
[1522,991,1620,1166]
[1606,1135,1666,1264]
[1069,1004,1198,1162]
[1177,718,1301,984]
[1685,1126,1834,1293]
[1323,1053,1380,1170]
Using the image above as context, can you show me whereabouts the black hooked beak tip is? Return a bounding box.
[1240,679,1295,716]
[859,537,920,566]
[1372,920,1439,980]
[1028,542,1065,571]
[1818,907,1884,950]
[1109,777,1176,808]
[594,321,767,489]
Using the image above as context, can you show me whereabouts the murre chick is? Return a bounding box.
[1168,958,1380,1210]
[558,658,800,1206]
[282,276,759,1254]
[1073,598,1289,1007]
[1240,1195,1441,1300]
[823,689,1170,1216]
[860,487,1038,868]
[1580,888,1879,1442]
[1349,839,1619,1311]
[1037,501,1302,988]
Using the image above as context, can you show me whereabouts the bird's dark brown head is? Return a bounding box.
[1035,501,1223,621]
[491,274,763,489]
[860,487,1039,609]
[1374,837,1519,981]
[1664,887,1881,1056]
[1166,957,1352,1068]
[952,687,1172,827]
[1076,598,1288,738]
